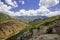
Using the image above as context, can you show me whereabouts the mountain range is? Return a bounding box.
[15,16,48,23]
[0,13,60,40]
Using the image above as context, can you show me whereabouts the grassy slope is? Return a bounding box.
[6,16,60,40]
[28,16,59,29]
[0,13,11,23]
[0,13,27,39]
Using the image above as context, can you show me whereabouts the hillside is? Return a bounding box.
[0,13,11,23]
[6,15,60,40]
[0,13,60,40]
[0,13,27,40]
[28,15,60,34]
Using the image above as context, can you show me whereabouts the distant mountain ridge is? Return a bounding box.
[15,16,48,23]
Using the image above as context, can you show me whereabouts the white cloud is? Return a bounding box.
[38,0,60,17]
[0,1,11,13]
[19,0,25,5]
[12,7,50,16]
[0,0,18,16]
[12,0,59,17]
[45,10,60,17]
[0,0,60,17]
[0,0,15,16]
[21,1,25,5]
[5,0,18,7]
[39,0,59,7]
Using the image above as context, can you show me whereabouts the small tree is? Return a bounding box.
[47,27,53,34]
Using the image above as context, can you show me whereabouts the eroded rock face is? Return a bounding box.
[16,30,32,40]
[29,34,60,40]
[0,20,27,39]
[16,29,60,40]
[16,25,60,40]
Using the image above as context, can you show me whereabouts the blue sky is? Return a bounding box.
[1,0,40,12]
[0,0,60,17]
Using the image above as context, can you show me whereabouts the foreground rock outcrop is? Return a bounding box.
[29,34,60,40]
[16,26,60,40]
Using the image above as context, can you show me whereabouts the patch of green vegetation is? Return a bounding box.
[0,13,10,20]
[0,13,12,24]
[46,27,53,33]
[30,16,59,27]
